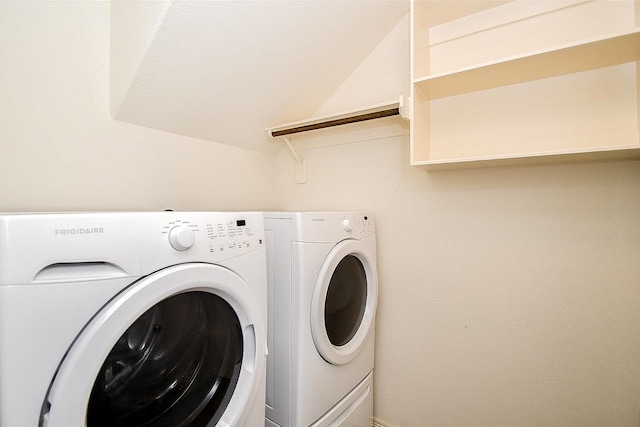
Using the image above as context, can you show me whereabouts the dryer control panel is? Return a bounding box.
[340,215,374,236]
[269,212,375,243]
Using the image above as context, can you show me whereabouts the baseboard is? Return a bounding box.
[372,417,395,427]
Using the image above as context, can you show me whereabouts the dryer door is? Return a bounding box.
[310,239,378,365]
[40,263,266,427]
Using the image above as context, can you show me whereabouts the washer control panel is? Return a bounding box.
[160,213,263,258]
[206,218,257,253]
[0,212,266,283]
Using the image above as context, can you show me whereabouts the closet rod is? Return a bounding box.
[270,107,399,137]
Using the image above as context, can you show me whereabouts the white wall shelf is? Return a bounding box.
[410,0,640,171]
[415,29,640,100]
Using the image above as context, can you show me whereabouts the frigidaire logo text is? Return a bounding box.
[55,227,104,236]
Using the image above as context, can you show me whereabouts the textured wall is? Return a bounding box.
[275,12,640,426]
[0,1,275,212]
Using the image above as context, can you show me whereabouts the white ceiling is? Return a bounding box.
[110,0,409,154]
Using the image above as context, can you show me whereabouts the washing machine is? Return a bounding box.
[0,211,268,427]
[263,212,377,427]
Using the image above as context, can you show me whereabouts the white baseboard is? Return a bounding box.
[372,417,395,427]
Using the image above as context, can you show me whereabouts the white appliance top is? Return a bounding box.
[0,212,264,285]
[263,212,375,242]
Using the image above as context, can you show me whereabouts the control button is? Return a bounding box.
[169,226,195,251]
[342,218,353,232]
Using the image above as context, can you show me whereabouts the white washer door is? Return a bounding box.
[310,239,378,365]
[40,263,265,427]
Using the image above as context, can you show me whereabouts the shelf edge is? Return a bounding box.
[411,146,640,171]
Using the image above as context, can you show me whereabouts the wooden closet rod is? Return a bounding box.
[269,107,400,137]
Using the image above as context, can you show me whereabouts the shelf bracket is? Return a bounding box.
[283,136,303,167]
[283,136,308,184]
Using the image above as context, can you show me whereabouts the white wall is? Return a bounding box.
[0,1,275,213]
[3,2,640,426]
[275,13,640,427]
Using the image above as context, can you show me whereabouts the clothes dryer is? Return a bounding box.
[264,212,377,427]
[0,212,268,427]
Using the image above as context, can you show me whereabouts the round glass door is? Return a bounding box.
[324,255,367,347]
[40,264,266,427]
[311,240,377,365]
[87,291,242,427]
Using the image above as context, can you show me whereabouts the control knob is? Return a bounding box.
[169,225,195,251]
[342,218,353,232]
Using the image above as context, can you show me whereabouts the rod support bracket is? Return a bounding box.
[283,137,307,184]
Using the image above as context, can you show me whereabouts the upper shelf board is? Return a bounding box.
[414,27,640,99]
[414,145,640,171]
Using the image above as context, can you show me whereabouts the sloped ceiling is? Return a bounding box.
[110,0,409,154]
